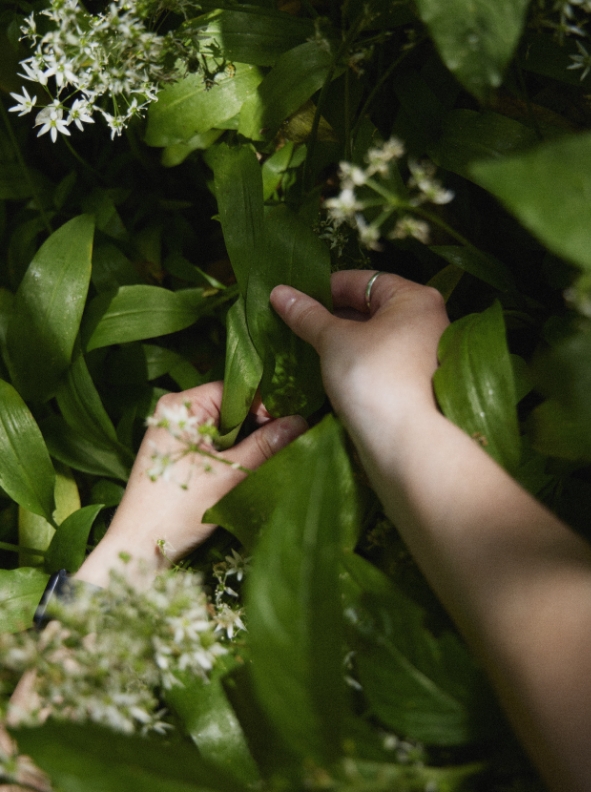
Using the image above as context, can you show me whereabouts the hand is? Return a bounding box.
[75,381,307,589]
[270,270,449,436]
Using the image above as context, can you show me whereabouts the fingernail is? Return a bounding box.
[270,285,298,313]
[268,414,308,453]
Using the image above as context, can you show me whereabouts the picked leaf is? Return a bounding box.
[45,504,104,574]
[0,567,49,633]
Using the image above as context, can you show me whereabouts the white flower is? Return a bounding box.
[568,40,591,80]
[8,86,37,116]
[354,214,382,251]
[325,188,363,223]
[389,215,431,245]
[365,137,405,175]
[35,102,71,142]
[68,98,95,130]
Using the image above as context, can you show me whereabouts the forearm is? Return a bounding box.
[347,397,591,791]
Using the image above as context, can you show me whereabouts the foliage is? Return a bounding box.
[1,0,591,789]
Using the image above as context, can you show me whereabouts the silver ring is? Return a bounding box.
[365,271,386,312]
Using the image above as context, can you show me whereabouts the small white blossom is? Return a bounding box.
[325,188,364,224]
[389,215,431,245]
[8,86,37,116]
[354,214,382,251]
[365,136,405,176]
[568,40,591,79]
[35,102,71,142]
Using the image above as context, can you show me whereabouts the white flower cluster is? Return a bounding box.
[324,137,453,250]
[211,549,249,640]
[532,0,591,72]
[145,400,241,485]
[9,0,191,140]
[0,569,225,735]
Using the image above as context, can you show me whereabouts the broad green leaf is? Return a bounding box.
[427,264,464,303]
[92,243,142,293]
[433,302,521,473]
[145,63,263,148]
[14,721,248,792]
[222,662,301,780]
[84,286,206,351]
[246,204,331,417]
[0,567,48,633]
[0,378,55,521]
[42,416,131,480]
[209,144,265,297]
[342,553,500,745]
[471,132,591,273]
[430,246,515,292]
[245,416,350,764]
[219,297,262,441]
[90,479,125,508]
[45,504,103,574]
[189,8,316,65]
[166,662,259,785]
[238,41,335,141]
[262,141,295,200]
[430,109,537,181]
[56,350,134,468]
[206,414,359,552]
[19,463,80,566]
[5,215,95,402]
[530,323,591,460]
[415,0,530,100]
[162,129,224,167]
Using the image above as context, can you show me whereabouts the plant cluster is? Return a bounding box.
[1,0,591,789]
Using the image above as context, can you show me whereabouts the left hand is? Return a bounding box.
[74,381,307,589]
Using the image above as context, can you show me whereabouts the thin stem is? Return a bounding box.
[409,204,480,251]
[62,136,103,180]
[350,36,426,144]
[0,101,53,235]
[0,541,45,558]
[303,15,366,192]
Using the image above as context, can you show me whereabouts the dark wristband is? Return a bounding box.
[33,569,101,630]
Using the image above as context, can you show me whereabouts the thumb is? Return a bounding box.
[270,285,335,351]
[226,414,308,471]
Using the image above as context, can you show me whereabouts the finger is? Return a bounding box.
[331,270,417,314]
[152,381,224,425]
[225,414,308,471]
[270,285,337,349]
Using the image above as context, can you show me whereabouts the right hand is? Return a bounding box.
[270,270,450,431]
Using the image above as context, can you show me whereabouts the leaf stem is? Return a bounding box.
[0,100,53,235]
[0,540,45,558]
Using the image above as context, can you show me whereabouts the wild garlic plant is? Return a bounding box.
[9,0,201,140]
[0,568,227,736]
[324,137,454,251]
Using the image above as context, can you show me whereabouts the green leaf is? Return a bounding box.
[238,41,335,141]
[209,144,266,298]
[41,416,131,480]
[0,567,48,633]
[5,215,95,402]
[433,302,521,473]
[471,132,591,273]
[166,662,259,785]
[430,109,537,181]
[415,0,530,100]
[430,246,515,292]
[84,286,207,351]
[145,63,263,148]
[222,662,301,780]
[190,8,316,66]
[219,297,262,440]
[45,504,103,574]
[206,414,359,552]
[245,415,350,764]
[14,721,248,792]
[342,553,500,746]
[530,323,591,460]
[335,758,485,791]
[19,464,80,566]
[0,378,55,521]
[246,204,331,417]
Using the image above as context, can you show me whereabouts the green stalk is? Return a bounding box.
[0,540,45,558]
[0,100,53,235]
[303,15,366,192]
